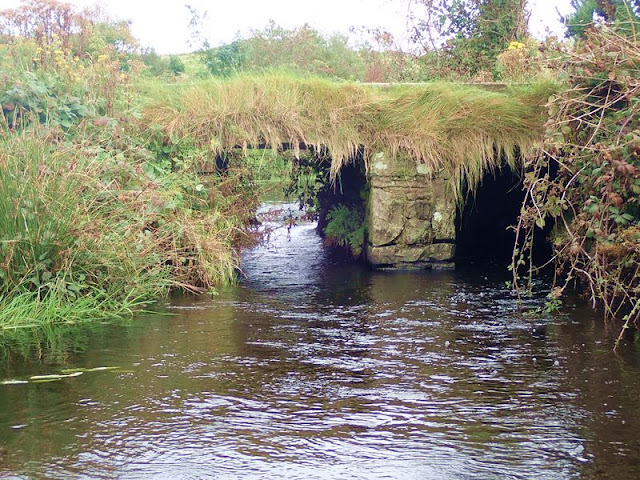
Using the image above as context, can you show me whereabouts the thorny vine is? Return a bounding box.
[513,24,640,349]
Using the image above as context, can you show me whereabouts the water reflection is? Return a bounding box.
[1,213,640,479]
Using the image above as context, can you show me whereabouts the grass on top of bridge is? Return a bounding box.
[144,72,557,198]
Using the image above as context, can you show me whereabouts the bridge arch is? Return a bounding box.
[147,75,555,269]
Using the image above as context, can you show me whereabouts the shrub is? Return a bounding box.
[0,133,80,294]
[324,204,366,257]
[168,55,185,75]
[0,127,258,331]
[513,24,640,346]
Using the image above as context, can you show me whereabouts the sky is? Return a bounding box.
[1,0,575,54]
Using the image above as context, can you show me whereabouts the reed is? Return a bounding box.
[0,132,79,293]
[0,289,143,331]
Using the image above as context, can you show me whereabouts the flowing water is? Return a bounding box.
[2,203,640,479]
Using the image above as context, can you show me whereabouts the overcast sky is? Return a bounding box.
[2,0,575,54]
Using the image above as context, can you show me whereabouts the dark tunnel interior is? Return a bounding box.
[455,166,551,265]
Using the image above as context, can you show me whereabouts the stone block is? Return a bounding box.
[431,203,456,240]
[419,243,455,261]
[368,187,405,247]
[403,217,434,245]
[367,243,455,269]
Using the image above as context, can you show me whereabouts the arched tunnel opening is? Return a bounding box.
[455,166,552,266]
[316,160,367,234]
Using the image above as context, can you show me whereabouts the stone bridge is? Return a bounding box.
[159,78,552,270]
[203,143,529,271]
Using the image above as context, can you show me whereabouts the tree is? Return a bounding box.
[0,0,138,66]
[140,47,169,75]
[169,55,185,75]
[407,0,529,76]
[199,40,246,76]
[564,0,640,37]
[0,0,78,52]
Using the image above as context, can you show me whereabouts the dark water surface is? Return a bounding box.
[2,205,640,479]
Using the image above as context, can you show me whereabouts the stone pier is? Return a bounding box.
[366,153,457,269]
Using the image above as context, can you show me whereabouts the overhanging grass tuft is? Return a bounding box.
[144,73,558,198]
[0,289,145,331]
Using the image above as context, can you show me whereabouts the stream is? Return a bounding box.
[1,202,640,479]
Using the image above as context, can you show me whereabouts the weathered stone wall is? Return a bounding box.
[366,153,457,269]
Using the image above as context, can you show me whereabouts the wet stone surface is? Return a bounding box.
[367,153,456,269]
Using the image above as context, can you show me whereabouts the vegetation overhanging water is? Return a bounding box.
[1,0,638,338]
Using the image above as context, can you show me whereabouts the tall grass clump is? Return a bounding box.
[144,72,377,177]
[369,81,556,197]
[1,135,111,291]
[0,290,139,330]
[0,0,259,343]
[0,131,154,331]
[0,133,79,293]
[0,126,257,334]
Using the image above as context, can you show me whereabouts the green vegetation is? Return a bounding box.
[1,0,639,344]
[186,2,542,82]
[244,149,295,186]
[565,0,639,38]
[0,291,138,331]
[189,19,426,82]
[324,205,367,257]
[407,0,529,77]
[0,125,256,333]
[0,1,258,340]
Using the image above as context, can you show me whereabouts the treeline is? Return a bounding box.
[192,22,422,83]
[182,3,537,82]
[186,0,640,83]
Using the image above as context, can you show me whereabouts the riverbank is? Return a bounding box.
[0,69,555,338]
[1,0,638,343]
[0,122,258,337]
